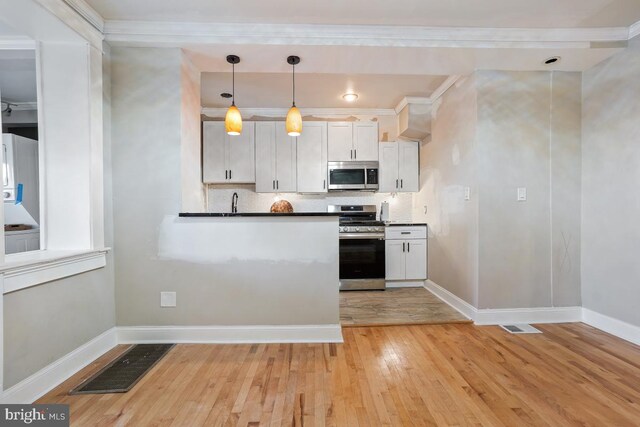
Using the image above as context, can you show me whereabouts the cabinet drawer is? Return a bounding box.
[385,226,426,240]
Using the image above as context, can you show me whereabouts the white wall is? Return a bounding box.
[581,36,640,327]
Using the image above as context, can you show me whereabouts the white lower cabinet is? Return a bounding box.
[385,226,427,283]
[5,230,40,254]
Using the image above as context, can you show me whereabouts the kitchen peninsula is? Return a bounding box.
[151,212,342,342]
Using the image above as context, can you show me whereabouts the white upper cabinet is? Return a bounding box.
[203,121,255,184]
[327,122,353,161]
[296,122,328,193]
[327,122,379,162]
[353,122,379,161]
[378,141,419,192]
[255,122,297,193]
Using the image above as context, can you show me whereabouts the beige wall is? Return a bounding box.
[581,36,640,327]
[422,70,582,309]
[414,75,479,306]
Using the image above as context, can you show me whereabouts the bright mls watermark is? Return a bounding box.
[0,405,69,426]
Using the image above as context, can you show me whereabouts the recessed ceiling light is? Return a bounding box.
[544,56,561,65]
[343,93,358,102]
[220,92,232,98]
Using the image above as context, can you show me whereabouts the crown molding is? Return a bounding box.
[630,20,640,40]
[32,0,104,47]
[201,107,397,118]
[103,21,630,48]
[62,0,104,32]
[429,75,462,102]
[394,96,431,114]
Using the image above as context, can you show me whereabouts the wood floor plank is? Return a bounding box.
[37,322,640,426]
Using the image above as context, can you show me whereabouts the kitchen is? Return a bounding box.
[182,59,466,327]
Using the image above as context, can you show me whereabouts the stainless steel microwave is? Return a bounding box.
[328,161,379,191]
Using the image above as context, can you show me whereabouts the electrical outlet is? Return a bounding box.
[517,187,527,201]
[464,187,471,201]
[160,292,176,307]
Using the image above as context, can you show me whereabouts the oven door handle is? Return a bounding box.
[339,233,385,240]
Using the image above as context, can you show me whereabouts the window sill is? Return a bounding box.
[1,249,110,294]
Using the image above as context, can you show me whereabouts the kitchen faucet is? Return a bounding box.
[231,192,238,213]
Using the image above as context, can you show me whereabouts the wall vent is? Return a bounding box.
[500,324,542,334]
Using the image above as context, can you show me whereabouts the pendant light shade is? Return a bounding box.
[286,106,302,137]
[225,104,242,136]
[286,55,302,137]
[225,55,242,136]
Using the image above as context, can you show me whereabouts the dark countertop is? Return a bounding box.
[179,212,341,217]
[385,222,428,227]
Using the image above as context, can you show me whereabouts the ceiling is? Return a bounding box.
[0,50,37,103]
[201,73,447,109]
[86,0,640,28]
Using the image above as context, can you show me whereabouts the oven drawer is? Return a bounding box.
[385,226,427,240]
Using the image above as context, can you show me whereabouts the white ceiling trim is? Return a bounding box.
[201,107,397,118]
[393,76,461,113]
[62,0,105,32]
[630,20,640,40]
[103,21,631,48]
[1,101,38,111]
[33,0,104,47]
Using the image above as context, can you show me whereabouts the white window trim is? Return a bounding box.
[1,248,109,295]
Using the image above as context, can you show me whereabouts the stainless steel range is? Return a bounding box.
[328,205,386,291]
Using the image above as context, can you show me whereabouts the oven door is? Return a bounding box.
[339,233,386,290]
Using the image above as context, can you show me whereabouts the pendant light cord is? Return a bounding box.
[232,62,235,106]
[292,63,296,107]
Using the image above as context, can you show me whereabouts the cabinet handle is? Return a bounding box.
[401,232,411,235]
[323,179,326,190]
[408,242,410,252]
[276,180,279,190]
[403,242,405,252]
[350,149,353,159]
[354,149,357,159]
[229,170,232,179]
[225,170,228,179]
[273,180,275,190]
[396,179,399,188]
[401,179,403,188]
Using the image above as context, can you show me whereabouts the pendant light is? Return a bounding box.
[225,55,242,136]
[286,55,302,137]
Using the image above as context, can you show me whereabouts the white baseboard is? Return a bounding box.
[1,327,117,404]
[386,280,425,288]
[117,324,344,344]
[424,280,475,320]
[424,280,582,325]
[474,306,582,325]
[582,308,640,346]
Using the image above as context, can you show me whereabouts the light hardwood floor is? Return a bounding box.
[340,287,471,326]
[38,323,640,426]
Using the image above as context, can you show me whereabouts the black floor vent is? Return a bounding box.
[70,344,174,395]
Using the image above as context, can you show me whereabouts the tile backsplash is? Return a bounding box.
[206,185,414,223]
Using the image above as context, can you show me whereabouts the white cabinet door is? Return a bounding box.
[398,141,419,192]
[353,122,378,161]
[296,122,327,193]
[378,142,399,192]
[327,122,353,161]
[202,121,227,183]
[255,122,277,192]
[275,123,297,192]
[227,121,255,183]
[405,239,427,280]
[385,240,406,280]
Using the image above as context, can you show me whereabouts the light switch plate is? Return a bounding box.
[517,187,527,201]
[464,187,471,201]
[160,291,176,307]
